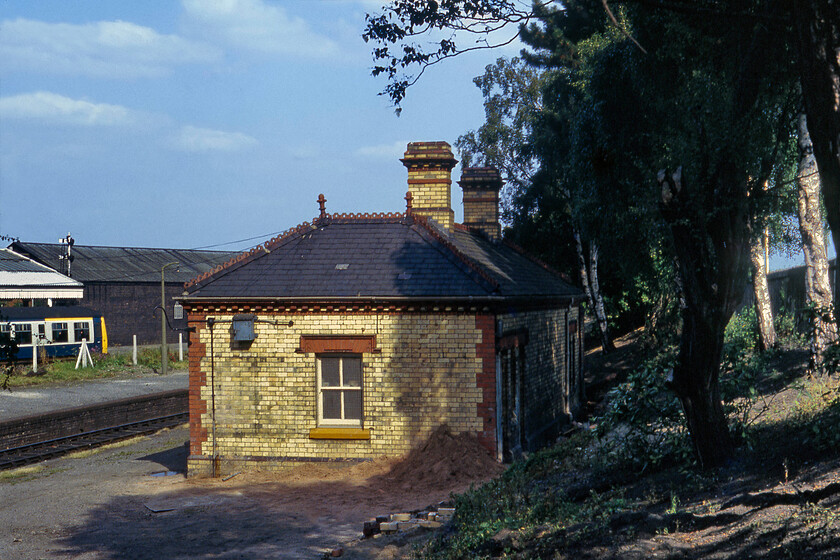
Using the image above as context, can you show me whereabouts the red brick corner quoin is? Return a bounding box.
[188,312,208,458]
[475,313,498,456]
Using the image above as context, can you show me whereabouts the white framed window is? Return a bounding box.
[51,322,69,343]
[317,354,363,426]
[15,323,32,345]
[73,321,91,343]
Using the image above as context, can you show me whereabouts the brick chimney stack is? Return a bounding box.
[459,167,502,241]
[401,141,458,232]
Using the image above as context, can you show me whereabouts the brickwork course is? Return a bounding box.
[181,141,585,477]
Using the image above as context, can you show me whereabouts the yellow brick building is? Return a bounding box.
[181,142,584,477]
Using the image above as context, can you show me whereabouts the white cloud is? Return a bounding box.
[0,92,136,126]
[0,18,220,78]
[356,140,409,159]
[171,125,259,152]
[181,0,339,58]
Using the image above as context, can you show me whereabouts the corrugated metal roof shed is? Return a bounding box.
[0,248,83,299]
[8,242,236,284]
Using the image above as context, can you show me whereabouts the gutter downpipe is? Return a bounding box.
[208,317,218,478]
[495,318,503,462]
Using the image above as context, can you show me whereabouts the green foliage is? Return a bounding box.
[778,375,840,454]
[803,304,840,373]
[724,306,760,354]
[418,434,599,559]
[0,317,19,390]
[720,310,767,445]
[592,309,773,471]
[595,346,694,473]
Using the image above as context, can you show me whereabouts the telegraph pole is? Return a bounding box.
[161,261,179,375]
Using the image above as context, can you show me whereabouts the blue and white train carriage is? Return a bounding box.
[0,306,108,360]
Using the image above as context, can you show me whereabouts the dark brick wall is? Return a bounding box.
[80,282,187,346]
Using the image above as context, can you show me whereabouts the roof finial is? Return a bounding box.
[405,191,413,215]
[317,194,327,219]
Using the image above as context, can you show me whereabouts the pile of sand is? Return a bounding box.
[382,425,504,491]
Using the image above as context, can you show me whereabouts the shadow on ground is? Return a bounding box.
[138,441,189,473]
[55,490,350,560]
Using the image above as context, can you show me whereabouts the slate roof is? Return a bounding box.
[9,242,237,284]
[183,214,582,303]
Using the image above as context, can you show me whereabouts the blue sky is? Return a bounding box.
[0,0,522,252]
[0,0,817,270]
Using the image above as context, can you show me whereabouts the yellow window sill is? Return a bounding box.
[309,427,371,440]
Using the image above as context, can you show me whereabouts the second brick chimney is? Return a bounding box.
[459,167,502,241]
[401,141,458,232]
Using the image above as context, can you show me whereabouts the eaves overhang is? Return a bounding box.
[176,294,584,307]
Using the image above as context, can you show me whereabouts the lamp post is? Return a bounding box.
[161,261,179,375]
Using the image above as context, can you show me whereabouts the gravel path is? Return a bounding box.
[0,425,363,559]
[0,423,499,559]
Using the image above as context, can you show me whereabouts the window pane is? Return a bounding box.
[344,390,362,420]
[343,358,362,387]
[52,323,68,342]
[321,358,340,387]
[322,390,341,419]
[74,322,90,342]
[16,324,32,345]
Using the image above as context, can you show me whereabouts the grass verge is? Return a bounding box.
[2,348,186,388]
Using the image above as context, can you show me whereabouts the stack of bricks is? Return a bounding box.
[367,506,455,537]
[401,141,458,232]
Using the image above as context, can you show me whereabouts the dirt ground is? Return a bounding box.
[0,424,502,560]
[5,334,838,559]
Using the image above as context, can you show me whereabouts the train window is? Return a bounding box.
[0,324,10,344]
[15,324,32,345]
[74,321,91,343]
[51,322,69,343]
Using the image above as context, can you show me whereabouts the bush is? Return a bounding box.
[724,306,759,354]
[594,308,771,471]
[595,346,694,473]
[418,435,594,559]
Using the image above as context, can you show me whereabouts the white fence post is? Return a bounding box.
[179,333,183,362]
[32,337,38,373]
[132,334,138,365]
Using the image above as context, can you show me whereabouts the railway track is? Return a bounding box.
[0,412,188,471]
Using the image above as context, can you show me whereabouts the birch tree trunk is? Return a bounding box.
[750,228,776,350]
[793,0,840,326]
[797,113,836,362]
[588,242,616,352]
[574,232,614,352]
